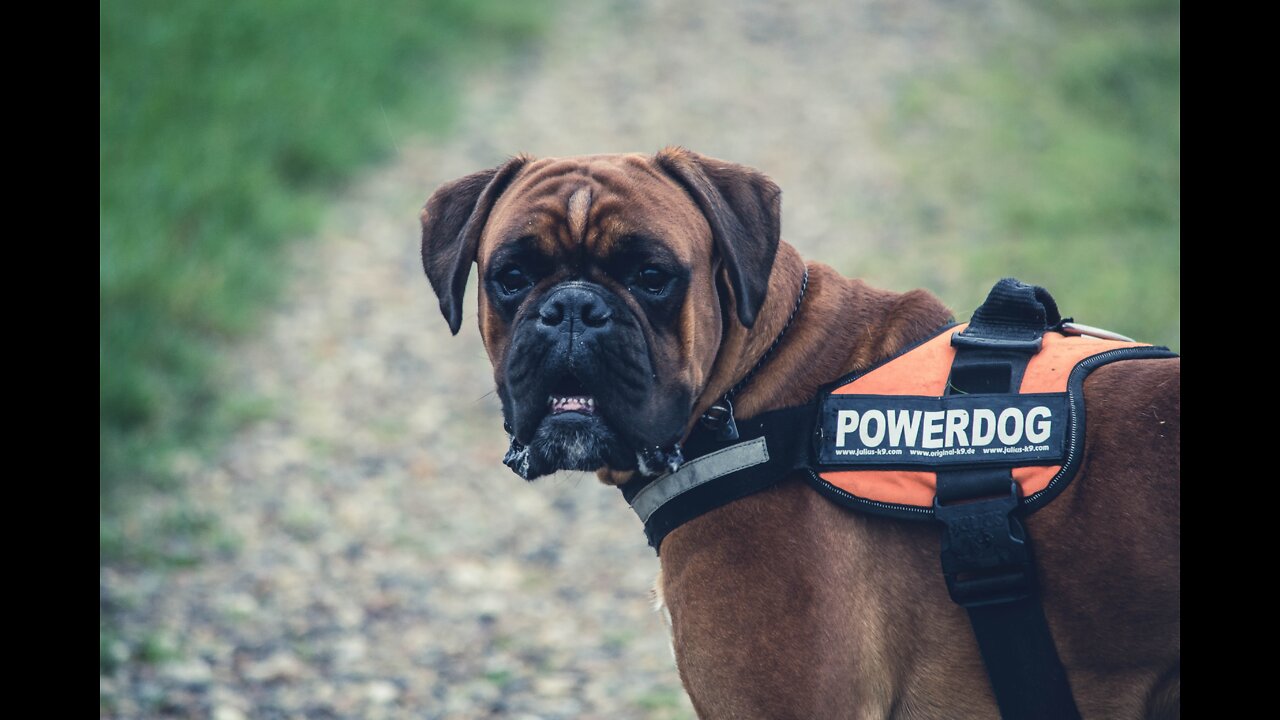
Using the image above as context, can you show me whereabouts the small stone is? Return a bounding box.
[366,680,399,705]
[158,658,213,687]
[332,636,367,667]
[334,603,365,629]
[533,673,576,697]
[208,687,249,710]
[243,651,306,683]
[212,706,248,720]
[107,640,130,666]
[136,682,164,704]
[218,592,259,619]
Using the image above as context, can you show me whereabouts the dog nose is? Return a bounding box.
[539,286,612,329]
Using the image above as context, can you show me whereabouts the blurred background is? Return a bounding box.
[100,0,1179,717]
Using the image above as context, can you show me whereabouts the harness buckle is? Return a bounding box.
[934,481,1034,608]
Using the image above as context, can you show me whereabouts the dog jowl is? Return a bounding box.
[419,150,780,481]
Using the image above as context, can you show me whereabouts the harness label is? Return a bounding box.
[817,393,1069,467]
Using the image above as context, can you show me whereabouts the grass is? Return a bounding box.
[100,1,547,554]
[863,0,1179,349]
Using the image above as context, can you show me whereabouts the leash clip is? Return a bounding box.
[700,398,740,442]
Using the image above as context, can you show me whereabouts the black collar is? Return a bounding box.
[620,401,817,552]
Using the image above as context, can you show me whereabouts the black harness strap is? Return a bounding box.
[938,278,1081,720]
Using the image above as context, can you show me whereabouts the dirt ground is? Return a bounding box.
[99,1,1019,717]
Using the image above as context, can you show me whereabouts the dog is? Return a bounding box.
[419,148,1180,718]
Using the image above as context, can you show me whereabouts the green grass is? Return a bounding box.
[100,1,546,505]
[865,0,1179,349]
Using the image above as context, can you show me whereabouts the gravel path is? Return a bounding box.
[100,2,1017,717]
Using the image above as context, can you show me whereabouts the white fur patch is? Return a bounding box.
[651,569,677,666]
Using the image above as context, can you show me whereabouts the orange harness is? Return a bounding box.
[620,278,1177,720]
[809,322,1156,517]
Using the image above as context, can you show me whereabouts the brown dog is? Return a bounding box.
[419,148,1180,718]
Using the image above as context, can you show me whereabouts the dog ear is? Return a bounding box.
[654,146,781,328]
[420,156,530,335]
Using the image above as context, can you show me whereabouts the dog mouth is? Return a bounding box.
[546,375,597,416]
[503,406,630,481]
[499,374,632,480]
[502,367,686,481]
[549,395,596,415]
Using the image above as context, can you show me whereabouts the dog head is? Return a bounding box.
[420,148,781,480]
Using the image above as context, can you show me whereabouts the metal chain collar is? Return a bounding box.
[700,265,810,439]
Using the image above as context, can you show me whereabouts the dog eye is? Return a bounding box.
[636,266,670,294]
[497,266,533,294]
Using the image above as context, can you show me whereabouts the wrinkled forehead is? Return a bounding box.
[479,154,711,266]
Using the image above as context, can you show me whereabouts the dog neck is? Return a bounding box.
[692,241,955,429]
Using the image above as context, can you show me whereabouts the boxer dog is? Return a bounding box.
[419,148,1179,718]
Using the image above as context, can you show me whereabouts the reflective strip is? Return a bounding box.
[629,437,770,523]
